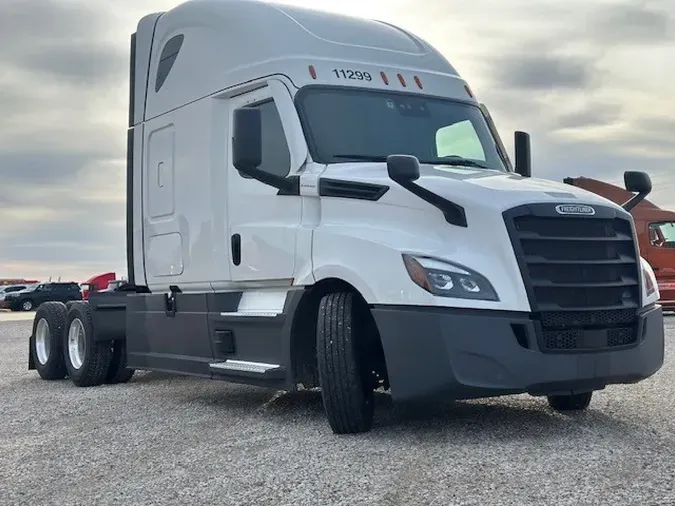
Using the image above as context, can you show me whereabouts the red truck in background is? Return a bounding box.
[564,176,675,310]
[80,272,117,300]
[0,279,39,286]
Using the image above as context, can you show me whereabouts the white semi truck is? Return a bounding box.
[28,0,664,434]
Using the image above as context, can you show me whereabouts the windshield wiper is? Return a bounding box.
[418,158,495,170]
[331,154,495,170]
[332,154,388,162]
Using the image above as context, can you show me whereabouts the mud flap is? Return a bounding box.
[28,336,35,370]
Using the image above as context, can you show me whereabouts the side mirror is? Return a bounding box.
[232,107,262,172]
[387,154,420,182]
[230,107,296,194]
[624,171,651,194]
[622,171,652,212]
[514,131,531,177]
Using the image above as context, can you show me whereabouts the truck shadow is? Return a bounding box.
[179,381,637,442]
[264,389,600,438]
[124,371,651,444]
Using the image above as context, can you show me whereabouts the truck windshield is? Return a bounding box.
[649,222,675,248]
[296,87,507,171]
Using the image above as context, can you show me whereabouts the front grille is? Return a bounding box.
[542,326,637,350]
[540,308,636,328]
[504,204,642,353]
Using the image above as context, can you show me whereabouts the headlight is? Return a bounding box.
[402,254,499,301]
[641,257,659,306]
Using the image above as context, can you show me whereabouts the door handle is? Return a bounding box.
[231,234,241,266]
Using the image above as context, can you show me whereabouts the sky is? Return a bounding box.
[0,0,673,281]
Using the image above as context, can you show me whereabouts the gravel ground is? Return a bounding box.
[0,310,35,322]
[1,316,674,506]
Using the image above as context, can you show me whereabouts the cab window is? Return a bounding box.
[436,120,486,161]
[648,222,675,248]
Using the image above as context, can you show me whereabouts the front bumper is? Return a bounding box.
[371,304,664,403]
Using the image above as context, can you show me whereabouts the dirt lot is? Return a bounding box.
[0,309,36,322]
[1,316,673,506]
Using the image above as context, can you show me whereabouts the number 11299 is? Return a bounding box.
[332,68,373,81]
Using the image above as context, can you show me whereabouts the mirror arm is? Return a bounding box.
[392,177,467,227]
[236,165,298,194]
[622,191,649,212]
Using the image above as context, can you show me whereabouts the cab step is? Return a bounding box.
[209,359,286,380]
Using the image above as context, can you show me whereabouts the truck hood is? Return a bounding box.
[323,163,622,211]
[418,165,619,210]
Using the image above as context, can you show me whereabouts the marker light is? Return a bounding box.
[464,85,474,98]
[380,71,389,85]
[397,73,407,87]
[308,65,317,79]
[414,76,423,89]
[641,257,660,306]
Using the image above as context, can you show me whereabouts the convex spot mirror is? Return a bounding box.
[624,171,652,194]
[387,154,421,182]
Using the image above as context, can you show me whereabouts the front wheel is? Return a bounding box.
[547,392,593,412]
[21,299,34,311]
[316,291,375,435]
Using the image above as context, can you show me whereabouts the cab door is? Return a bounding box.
[645,221,675,279]
[225,84,304,283]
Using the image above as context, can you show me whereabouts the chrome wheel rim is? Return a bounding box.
[67,318,86,370]
[22,300,33,311]
[35,318,50,365]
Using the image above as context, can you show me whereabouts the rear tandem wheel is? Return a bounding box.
[63,302,113,387]
[29,302,68,380]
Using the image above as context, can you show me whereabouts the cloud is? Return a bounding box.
[20,44,127,86]
[0,0,673,281]
[555,104,623,130]
[0,0,106,45]
[491,54,596,91]
[591,3,673,45]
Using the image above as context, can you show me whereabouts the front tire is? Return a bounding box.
[30,302,68,380]
[316,291,375,435]
[547,392,593,412]
[21,299,34,311]
[63,302,112,387]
